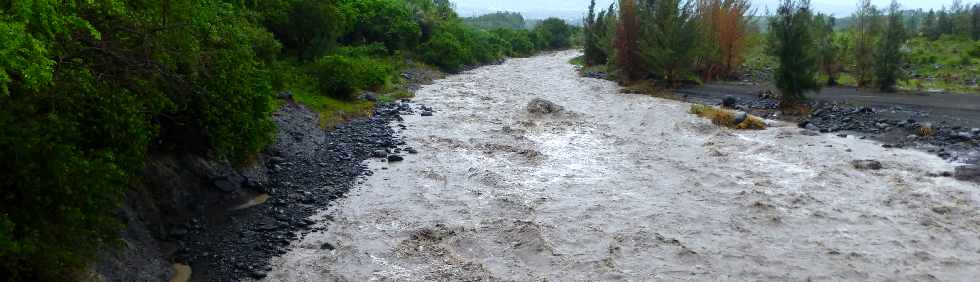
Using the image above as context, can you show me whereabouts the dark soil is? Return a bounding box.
[673,82,980,166]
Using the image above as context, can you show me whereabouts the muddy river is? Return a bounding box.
[262,51,980,281]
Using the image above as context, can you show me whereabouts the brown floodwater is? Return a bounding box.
[260,51,980,281]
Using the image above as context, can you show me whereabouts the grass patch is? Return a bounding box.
[690,104,767,130]
[621,80,677,99]
[569,55,585,66]
[378,89,415,103]
[293,92,376,128]
[916,124,935,137]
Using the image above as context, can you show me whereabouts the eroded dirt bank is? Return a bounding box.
[263,51,980,281]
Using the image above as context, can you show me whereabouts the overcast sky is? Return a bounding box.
[453,0,976,19]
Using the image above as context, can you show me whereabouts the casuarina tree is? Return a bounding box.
[767,0,819,109]
[584,0,608,65]
[874,0,907,92]
[639,0,702,84]
[852,0,881,87]
[813,14,841,86]
[615,0,644,82]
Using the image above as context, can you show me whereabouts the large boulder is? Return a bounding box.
[527,98,564,114]
[852,160,883,170]
[721,95,737,108]
[954,165,980,182]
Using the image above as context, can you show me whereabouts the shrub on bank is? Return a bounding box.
[420,29,474,72]
[314,55,395,100]
[690,104,767,130]
[0,2,278,279]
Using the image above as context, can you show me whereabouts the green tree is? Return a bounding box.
[922,9,938,39]
[852,0,881,87]
[874,0,907,92]
[768,0,820,109]
[340,0,422,51]
[463,12,528,30]
[972,4,980,40]
[584,0,608,65]
[534,18,574,50]
[937,8,954,36]
[813,14,841,86]
[265,0,348,59]
[639,0,702,83]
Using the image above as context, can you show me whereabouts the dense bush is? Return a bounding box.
[0,0,278,279]
[264,0,349,59]
[314,55,395,100]
[464,11,528,30]
[492,28,537,57]
[339,0,422,51]
[534,18,575,50]
[419,29,473,72]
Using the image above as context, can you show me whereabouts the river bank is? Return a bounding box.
[673,83,980,176]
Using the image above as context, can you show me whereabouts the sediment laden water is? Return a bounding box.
[262,51,980,281]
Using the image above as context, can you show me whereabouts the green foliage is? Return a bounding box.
[1,0,281,278]
[813,14,842,85]
[874,1,907,92]
[851,0,883,87]
[463,11,528,30]
[314,55,395,100]
[419,27,472,72]
[339,0,422,51]
[768,0,820,108]
[264,0,348,59]
[583,0,608,65]
[492,28,537,57]
[638,0,701,83]
[534,18,574,50]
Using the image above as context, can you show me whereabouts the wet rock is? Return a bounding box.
[584,71,608,79]
[853,107,874,114]
[250,271,267,279]
[256,222,280,231]
[387,155,404,162]
[852,160,883,170]
[372,150,388,158]
[722,95,737,108]
[797,120,810,128]
[954,165,980,182]
[212,177,239,193]
[277,91,293,100]
[527,98,564,114]
[420,111,433,117]
[359,91,378,102]
[733,111,748,125]
[405,147,418,154]
[169,225,189,240]
[320,242,335,250]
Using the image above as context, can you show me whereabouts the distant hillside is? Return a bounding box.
[463,11,529,30]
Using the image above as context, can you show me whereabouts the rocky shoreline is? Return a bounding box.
[95,99,432,282]
[173,101,418,281]
[676,90,980,182]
